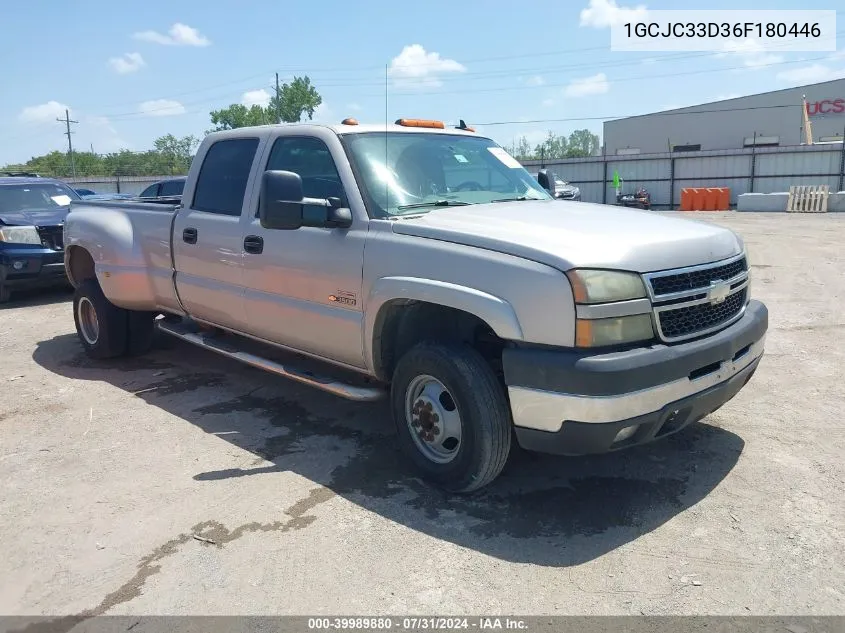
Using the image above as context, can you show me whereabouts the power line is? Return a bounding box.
[75,30,845,117]
[56,109,78,178]
[385,54,835,97]
[469,104,808,127]
[92,50,839,121]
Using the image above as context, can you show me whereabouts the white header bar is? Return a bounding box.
[611,10,837,52]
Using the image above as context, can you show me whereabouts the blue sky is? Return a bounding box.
[1,0,844,165]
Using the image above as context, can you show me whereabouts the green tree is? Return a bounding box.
[207,75,322,132]
[566,129,600,157]
[2,134,200,178]
[269,76,322,123]
[208,104,269,132]
[534,131,568,160]
[153,134,199,174]
[516,136,534,160]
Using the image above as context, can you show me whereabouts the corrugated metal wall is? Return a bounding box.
[522,143,845,208]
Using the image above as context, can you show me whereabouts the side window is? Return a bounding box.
[139,184,159,197]
[159,179,184,196]
[265,136,346,223]
[192,138,259,215]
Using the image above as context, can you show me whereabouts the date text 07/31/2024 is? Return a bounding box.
[307,617,529,630]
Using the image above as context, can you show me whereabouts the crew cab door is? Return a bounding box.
[172,136,263,331]
[240,131,368,368]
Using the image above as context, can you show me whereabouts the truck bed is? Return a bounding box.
[64,198,183,314]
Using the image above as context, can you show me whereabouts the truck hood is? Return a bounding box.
[0,207,68,227]
[390,200,743,273]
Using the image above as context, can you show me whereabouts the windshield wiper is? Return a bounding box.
[491,196,540,203]
[396,200,472,211]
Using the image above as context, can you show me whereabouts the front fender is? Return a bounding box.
[363,276,524,372]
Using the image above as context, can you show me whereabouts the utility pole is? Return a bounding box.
[275,73,281,124]
[801,94,813,145]
[57,109,78,178]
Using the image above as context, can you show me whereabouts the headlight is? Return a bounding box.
[566,269,647,304]
[0,225,41,245]
[576,314,654,348]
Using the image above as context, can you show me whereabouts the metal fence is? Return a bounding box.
[521,142,845,209]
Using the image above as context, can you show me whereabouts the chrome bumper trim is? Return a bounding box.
[508,335,765,432]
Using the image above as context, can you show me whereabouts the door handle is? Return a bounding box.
[182,227,198,244]
[243,235,264,254]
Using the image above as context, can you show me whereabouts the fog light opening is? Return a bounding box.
[613,425,639,444]
[12,260,26,270]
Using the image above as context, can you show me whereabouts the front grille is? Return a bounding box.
[650,257,747,296]
[36,225,64,250]
[658,288,747,339]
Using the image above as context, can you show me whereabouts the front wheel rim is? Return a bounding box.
[404,374,462,464]
[77,297,100,345]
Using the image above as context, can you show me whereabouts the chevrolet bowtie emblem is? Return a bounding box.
[707,280,730,305]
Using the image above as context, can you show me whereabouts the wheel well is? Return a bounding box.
[373,300,507,382]
[66,246,96,288]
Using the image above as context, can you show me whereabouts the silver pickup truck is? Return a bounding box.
[63,118,768,493]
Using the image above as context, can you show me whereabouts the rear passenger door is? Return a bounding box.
[172,136,261,332]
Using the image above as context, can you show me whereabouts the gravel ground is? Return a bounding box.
[0,212,843,618]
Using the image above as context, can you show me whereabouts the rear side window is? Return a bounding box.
[192,138,259,215]
[139,184,159,197]
[159,179,184,196]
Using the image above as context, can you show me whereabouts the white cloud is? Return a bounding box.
[138,99,186,117]
[525,75,545,86]
[776,64,845,85]
[19,101,71,124]
[388,44,466,88]
[715,40,783,71]
[133,23,210,47]
[108,52,145,74]
[541,98,555,107]
[346,102,362,112]
[580,0,647,28]
[563,73,610,98]
[84,116,131,153]
[310,102,334,124]
[241,89,271,108]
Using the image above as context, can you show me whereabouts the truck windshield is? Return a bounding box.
[341,132,551,217]
[0,182,80,214]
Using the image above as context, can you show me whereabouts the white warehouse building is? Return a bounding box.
[603,78,845,155]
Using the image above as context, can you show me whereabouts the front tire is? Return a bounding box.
[73,279,127,359]
[390,342,512,493]
[0,285,10,303]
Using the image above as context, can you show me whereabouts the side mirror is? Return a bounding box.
[260,170,305,230]
[537,169,557,197]
[324,198,353,229]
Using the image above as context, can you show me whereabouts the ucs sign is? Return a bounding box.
[806,98,845,117]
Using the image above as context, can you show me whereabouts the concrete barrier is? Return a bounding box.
[737,191,845,212]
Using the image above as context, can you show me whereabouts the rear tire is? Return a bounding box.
[126,310,157,356]
[390,342,512,493]
[73,279,127,359]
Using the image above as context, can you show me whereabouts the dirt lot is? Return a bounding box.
[1,212,843,617]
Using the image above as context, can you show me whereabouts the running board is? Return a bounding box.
[157,320,386,402]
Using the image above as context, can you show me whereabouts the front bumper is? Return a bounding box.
[503,300,768,455]
[0,247,68,289]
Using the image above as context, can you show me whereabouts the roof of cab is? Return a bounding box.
[205,122,485,140]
